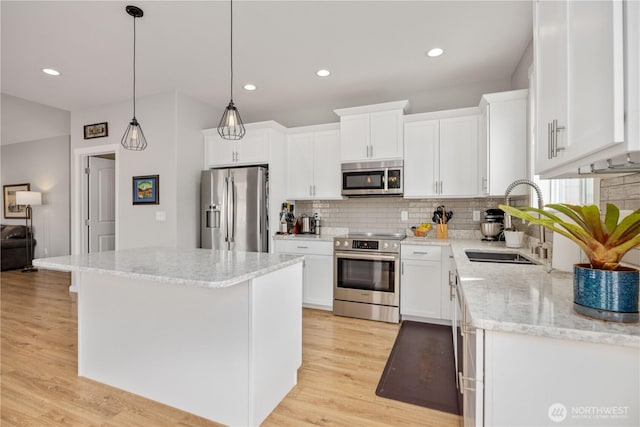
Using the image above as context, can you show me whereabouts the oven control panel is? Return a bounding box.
[334,238,401,254]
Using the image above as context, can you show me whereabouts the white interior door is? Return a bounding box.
[88,156,115,252]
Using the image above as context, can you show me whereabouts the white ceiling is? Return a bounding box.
[1,1,533,128]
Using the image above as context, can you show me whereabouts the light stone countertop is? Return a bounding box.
[402,238,640,348]
[33,247,304,289]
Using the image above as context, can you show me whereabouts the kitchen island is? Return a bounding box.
[33,247,304,427]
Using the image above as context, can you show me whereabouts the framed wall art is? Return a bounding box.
[3,183,30,219]
[132,175,159,205]
[84,122,109,139]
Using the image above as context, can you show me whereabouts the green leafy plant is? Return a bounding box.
[498,203,640,270]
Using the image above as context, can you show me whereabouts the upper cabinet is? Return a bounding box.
[479,90,528,196]
[203,122,286,168]
[404,109,479,198]
[286,125,342,200]
[534,0,640,177]
[335,100,408,162]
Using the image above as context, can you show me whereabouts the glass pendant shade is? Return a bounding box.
[218,100,246,140]
[121,117,148,150]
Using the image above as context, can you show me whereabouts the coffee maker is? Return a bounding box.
[480,208,505,241]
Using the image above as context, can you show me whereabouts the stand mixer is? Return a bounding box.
[480,208,505,241]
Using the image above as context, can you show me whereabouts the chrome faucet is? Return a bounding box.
[504,179,546,246]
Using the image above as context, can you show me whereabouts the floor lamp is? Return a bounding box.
[15,191,42,273]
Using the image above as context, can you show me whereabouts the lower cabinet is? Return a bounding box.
[400,244,450,321]
[456,288,640,427]
[273,239,333,310]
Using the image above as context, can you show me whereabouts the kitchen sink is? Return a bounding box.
[465,250,539,265]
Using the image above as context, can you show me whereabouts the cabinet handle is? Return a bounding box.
[370,145,373,158]
[313,185,316,196]
[401,261,404,275]
[547,122,553,159]
[448,272,456,301]
[482,177,487,193]
[551,119,565,158]
[440,181,444,194]
[458,372,477,393]
[296,246,309,249]
[412,251,429,255]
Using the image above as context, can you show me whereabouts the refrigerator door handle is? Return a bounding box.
[223,177,229,242]
[228,176,235,243]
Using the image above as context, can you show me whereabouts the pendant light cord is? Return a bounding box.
[230,0,234,102]
[132,14,137,118]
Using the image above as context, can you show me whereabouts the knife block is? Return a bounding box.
[436,224,448,240]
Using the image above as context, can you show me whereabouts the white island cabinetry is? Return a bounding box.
[34,248,304,427]
[274,238,333,310]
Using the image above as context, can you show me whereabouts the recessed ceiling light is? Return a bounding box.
[243,84,256,91]
[316,69,331,77]
[42,68,61,76]
[426,48,444,58]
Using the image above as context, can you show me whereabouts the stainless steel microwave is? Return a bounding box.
[341,160,403,197]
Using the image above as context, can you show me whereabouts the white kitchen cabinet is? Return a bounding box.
[335,100,408,162]
[286,126,341,200]
[273,239,333,310]
[204,125,271,167]
[534,0,634,177]
[400,244,450,321]
[478,90,528,196]
[404,110,479,198]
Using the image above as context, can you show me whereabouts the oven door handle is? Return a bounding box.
[334,251,398,262]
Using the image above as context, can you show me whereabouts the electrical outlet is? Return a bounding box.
[155,211,167,222]
[473,210,481,221]
[401,211,408,221]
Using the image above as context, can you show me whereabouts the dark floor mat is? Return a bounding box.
[375,321,461,415]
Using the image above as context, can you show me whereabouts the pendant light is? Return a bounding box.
[217,0,246,140]
[121,5,148,151]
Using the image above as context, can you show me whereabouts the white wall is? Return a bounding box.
[0,136,70,258]
[176,93,217,248]
[70,91,215,251]
[511,38,533,90]
[1,94,71,145]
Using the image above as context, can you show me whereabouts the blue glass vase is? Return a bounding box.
[574,263,639,323]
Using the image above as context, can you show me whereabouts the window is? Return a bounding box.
[534,176,596,205]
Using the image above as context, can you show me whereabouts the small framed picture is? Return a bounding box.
[3,183,30,219]
[132,175,159,205]
[84,122,109,139]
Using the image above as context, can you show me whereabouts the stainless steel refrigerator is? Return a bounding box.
[201,167,268,252]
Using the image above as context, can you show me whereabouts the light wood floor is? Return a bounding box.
[1,269,461,426]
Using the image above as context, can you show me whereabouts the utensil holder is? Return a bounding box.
[436,224,448,240]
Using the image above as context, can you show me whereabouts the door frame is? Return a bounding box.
[71,144,119,256]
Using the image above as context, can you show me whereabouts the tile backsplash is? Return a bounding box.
[599,173,640,211]
[293,196,528,235]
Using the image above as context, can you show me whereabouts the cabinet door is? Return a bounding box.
[206,134,236,167]
[567,0,624,159]
[340,114,370,162]
[313,130,342,199]
[286,133,315,199]
[370,110,403,160]
[487,99,528,196]
[236,129,269,165]
[400,259,442,319]
[534,0,568,174]
[439,115,479,197]
[404,120,439,197]
[303,254,333,309]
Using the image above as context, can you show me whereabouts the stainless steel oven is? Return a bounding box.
[333,233,404,323]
